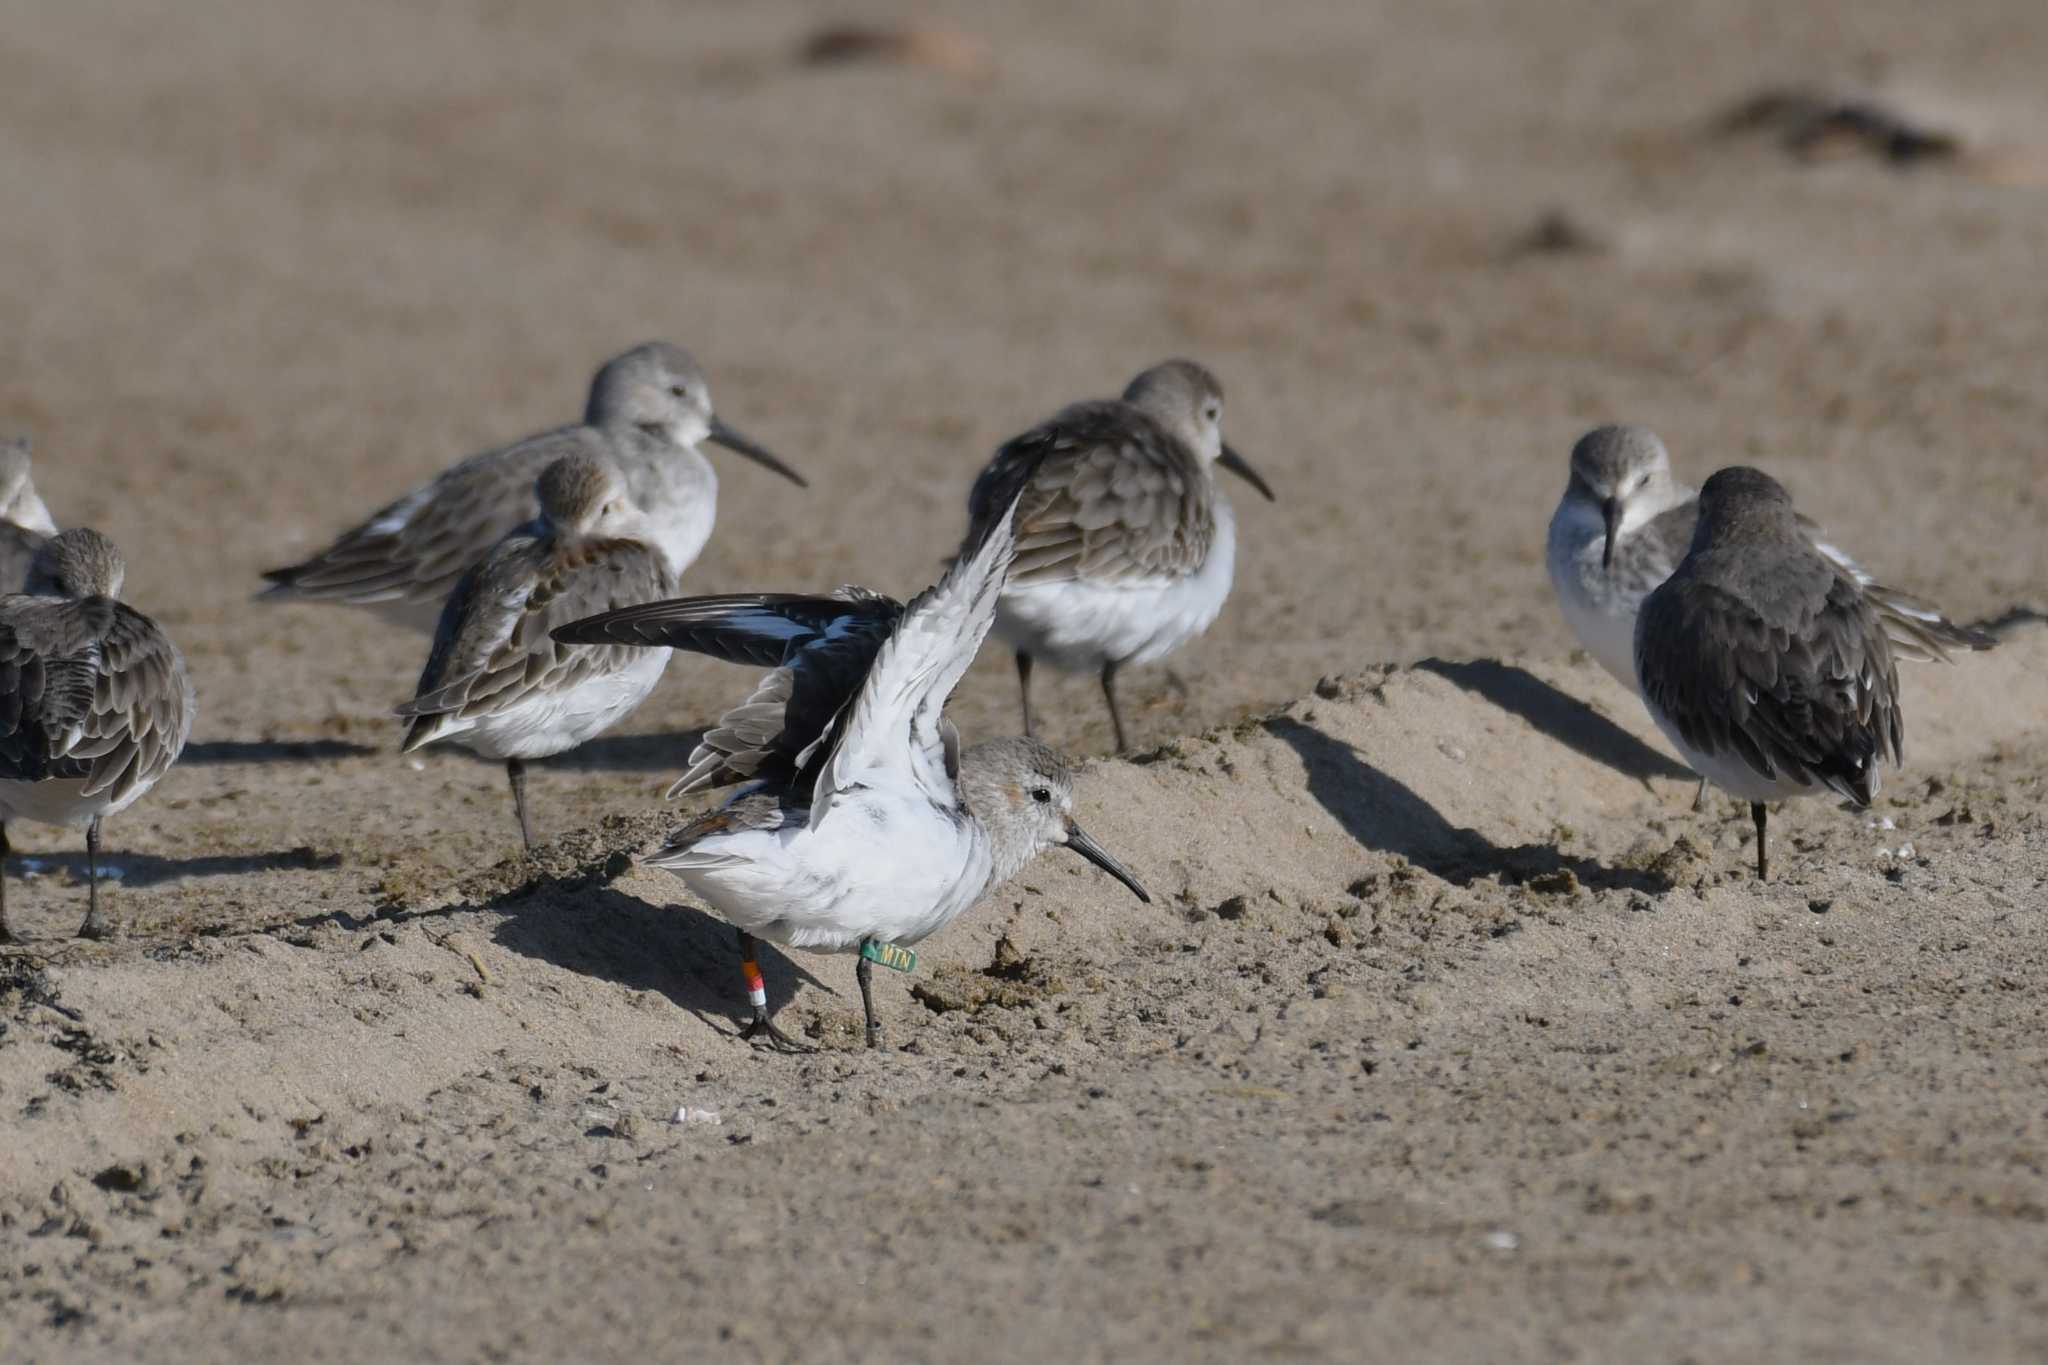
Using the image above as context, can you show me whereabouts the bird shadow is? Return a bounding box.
[1263,717,1667,894]
[363,861,832,1035]
[182,738,378,765]
[12,846,341,889]
[1412,658,1693,785]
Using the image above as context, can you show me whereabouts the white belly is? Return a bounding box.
[670,790,991,953]
[0,776,138,829]
[630,450,717,581]
[995,505,1236,672]
[1642,702,1825,804]
[450,650,670,760]
[1546,508,1643,689]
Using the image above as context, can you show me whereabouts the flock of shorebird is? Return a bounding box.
[0,344,1994,1048]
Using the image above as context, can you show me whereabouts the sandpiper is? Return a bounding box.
[554,464,1151,1051]
[0,437,58,592]
[262,342,804,631]
[963,358,1273,753]
[1635,467,1904,880]
[395,453,677,850]
[0,530,195,941]
[1548,424,1991,687]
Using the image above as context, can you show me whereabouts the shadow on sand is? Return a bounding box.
[1264,716,1666,893]
[182,738,379,764]
[14,846,341,889]
[1413,658,1693,785]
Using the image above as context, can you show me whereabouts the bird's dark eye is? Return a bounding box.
[1030,787,1052,804]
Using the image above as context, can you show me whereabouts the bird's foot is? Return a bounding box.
[76,910,114,941]
[865,1023,883,1051]
[740,1013,813,1054]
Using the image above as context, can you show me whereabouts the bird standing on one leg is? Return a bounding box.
[554,456,1151,1051]
[962,358,1273,754]
[396,453,677,851]
[1548,425,1991,811]
[0,530,193,941]
[1634,467,1905,881]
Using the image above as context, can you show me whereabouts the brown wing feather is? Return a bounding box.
[397,532,674,750]
[966,401,1212,587]
[263,427,603,607]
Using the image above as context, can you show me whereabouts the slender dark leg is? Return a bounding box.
[856,941,881,1050]
[0,821,13,944]
[1751,802,1768,881]
[77,817,111,940]
[1015,651,1035,738]
[736,929,808,1052]
[1100,661,1129,754]
[1691,778,1709,813]
[506,758,535,850]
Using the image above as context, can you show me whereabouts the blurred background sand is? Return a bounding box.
[2,1,2046,1359]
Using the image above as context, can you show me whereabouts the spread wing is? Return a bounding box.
[814,462,1033,819]
[396,530,674,750]
[550,589,902,797]
[1636,564,1901,804]
[261,426,601,609]
[0,597,194,801]
[965,400,1212,586]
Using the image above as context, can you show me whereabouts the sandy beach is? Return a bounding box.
[3,0,2047,1358]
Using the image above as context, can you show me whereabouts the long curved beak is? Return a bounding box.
[1218,443,1275,502]
[708,416,808,489]
[1064,823,1151,903]
[1600,495,1621,569]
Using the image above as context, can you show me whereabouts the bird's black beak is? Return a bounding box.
[1218,443,1275,502]
[708,416,808,489]
[1600,495,1621,569]
[1064,823,1151,903]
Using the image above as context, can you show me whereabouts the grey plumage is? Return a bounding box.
[0,529,194,940]
[260,342,802,620]
[1636,467,1903,878]
[0,437,57,593]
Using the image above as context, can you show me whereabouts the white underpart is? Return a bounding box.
[625,446,717,584]
[667,778,994,954]
[1545,484,1692,690]
[430,648,670,761]
[1637,702,1832,804]
[993,497,1237,671]
[0,777,133,828]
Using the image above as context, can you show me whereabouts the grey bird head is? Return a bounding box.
[958,736,1151,903]
[1565,425,1682,568]
[584,342,806,488]
[1692,465,1800,545]
[1123,359,1273,501]
[28,528,125,600]
[535,453,640,540]
[0,437,57,535]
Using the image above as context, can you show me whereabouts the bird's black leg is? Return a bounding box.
[1691,778,1709,813]
[1751,802,1768,881]
[1015,651,1035,738]
[856,941,881,1050]
[0,821,13,944]
[506,758,535,851]
[736,929,809,1052]
[77,817,111,940]
[1100,660,1129,754]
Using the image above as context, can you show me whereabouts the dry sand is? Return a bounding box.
[3,0,2048,1359]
